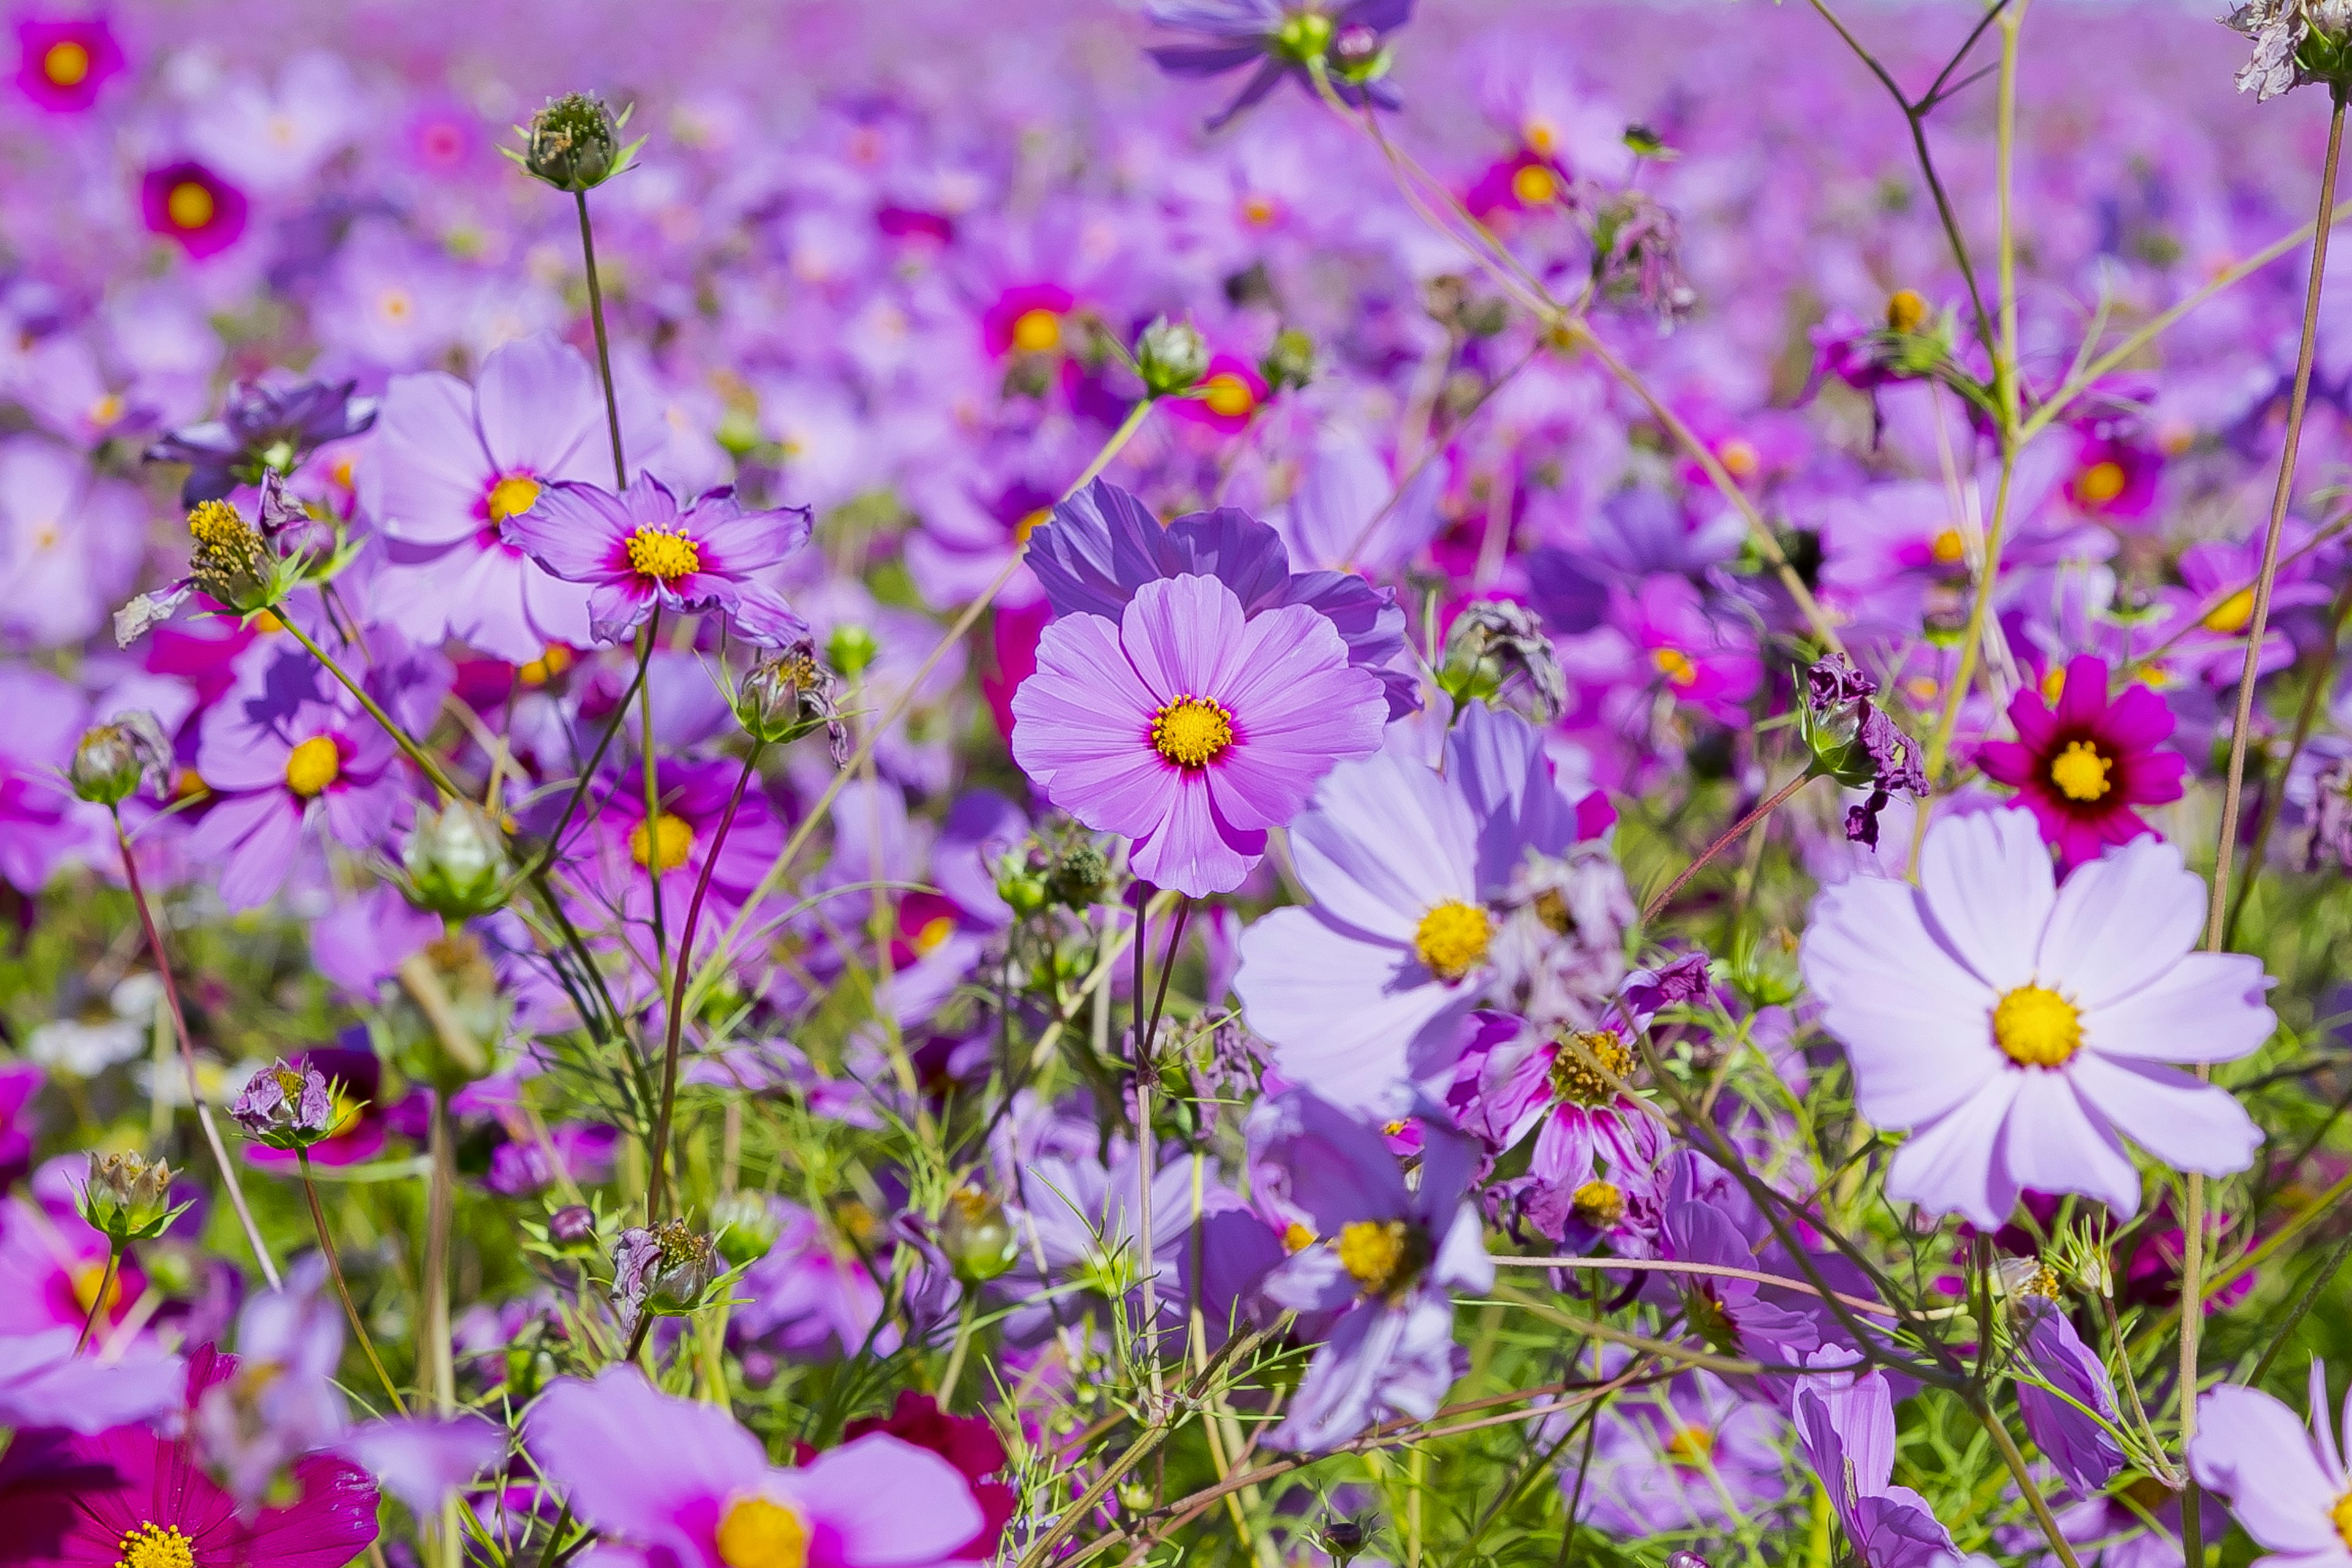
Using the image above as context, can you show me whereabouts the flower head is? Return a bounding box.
[148,378,377,507]
[1978,655,2186,870]
[1145,0,1414,129]
[15,15,126,112]
[2192,1362,2352,1568]
[77,1151,188,1244]
[230,1058,339,1150]
[140,161,247,259]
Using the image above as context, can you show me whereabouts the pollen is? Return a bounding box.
[2202,586,2256,636]
[1993,985,2082,1069]
[1651,647,1698,687]
[2076,460,2128,507]
[1009,307,1061,355]
[715,1496,810,1568]
[1664,1425,1716,1467]
[1336,1218,1415,1298]
[1412,899,1493,982]
[1512,163,1559,206]
[913,914,955,954]
[2333,1489,2352,1551]
[115,1522,195,1568]
[43,39,90,88]
[1201,372,1257,420]
[1149,695,1234,769]
[1011,508,1050,545]
[1281,1221,1316,1254]
[186,500,248,548]
[1929,527,1966,565]
[1548,1029,1635,1107]
[165,180,215,231]
[1886,289,1927,333]
[282,736,341,799]
[626,526,702,583]
[1717,437,1760,478]
[486,473,541,524]
[630,812,695,873]
[2048,739,2113,804]
[1571,1180,1625,1228]
[519,644,575,687]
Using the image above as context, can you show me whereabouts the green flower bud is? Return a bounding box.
[736,641,849,760]
[519,93,630,192]
[78,1152,188,1244]
[402,801,511,919]
[710,1191,782,1268]
[995,848,1051,919]
[1046,842,1111,911]
[70,712,172,806]
[937,1185,1020,1284]
[825,623,880,680]
[1259,328,1317,394]
[1135,316,1210,400]
[1273,8,1335,64]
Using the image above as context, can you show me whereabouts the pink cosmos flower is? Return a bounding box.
[13,15,126,113]
[1801,809,2273,1229]
[1977,655,2187,870]
[1624,576,1758,726]
[138,162,247,260]
[505,472,810,647]
[2190,1363,2352,1568]
[1009,572,1387,898]
[524,1366,985,1568]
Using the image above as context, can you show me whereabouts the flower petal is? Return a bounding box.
[1917,808,2053,990]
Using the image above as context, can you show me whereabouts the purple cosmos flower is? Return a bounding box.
[1571,1366,1792,1538]
[191,1257,349,1511]
[0,1328,182,1434]
[1978,656,2187,871]
[364,332,658,664]
[1249,1090,1492,1452]
[1009,572,1386,898]
[336,1414,504,1518]
[0,439,148,650]
[1146,0,1412,130]
[13,15,126,112]
[1449,1016,1664,1234]
[506,472,811,647]
[1027,477,1419,717]
[2014,1292,2125,1494]
[1234,701,1607,1112]
[2190,1362,2352,1568]
[524,1367,986,1568]
[1001,1141,1243,1347]
[186,643,409,911]
[140,162,248,260]
[1656,1157,1838,1366]
[147,377,378,507]
[1793,1356,1966,1568]
[733,1199,894,1360]
[572,756,785,949]
[0,666,93,895]
[1801,809,2274,1229]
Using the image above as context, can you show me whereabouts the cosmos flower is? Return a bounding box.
[1977,655,2187,869]
[13,15,126,112]
[0,1328,181,1434]
[146,377,378,507]
[1801,809,2273,1230]
[335,1414,505,1518]
[138,162,247,260]
[1009,571,1386,898]
[1145,0,1412,129]
[505,472,811,647]
[1571,1366,1792,1539]
[571,756,786,948]
[2190,1362,2352,1568]
[831,1393,1014,1560]
[1449,1016,1664,1224]
[524,1366,986,1568]
[1793,1355,1966,1568]
[2013,1290,2125,1494]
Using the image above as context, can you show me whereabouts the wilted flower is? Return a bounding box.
[2226,0,2352,99]
[69,712,172,806]
[1799,654,1929,850]
[77,1151,189,1245]
[231,1058,341,1151]
[147,377,379,507]
[735,639,849,761]
[1438,601,1567,720]
[612,1219,721,1333]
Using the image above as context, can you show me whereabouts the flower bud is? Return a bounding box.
[1259,328,1316,394]
[548,1204,598,1248]
[230,1058,339,1151]
[1667,1553,1711,1568]
[709,1191,782,1268]
[1320,1517,1370,1564]
[1438,602,1567,720]
[611,1219,720,1332]
[1134,316,1210,399]
[825,622,879,680]
[78,1151,186,1243]
[736,639,848,761]
[995,848,1051,919]
[402,801,511,918]
[519,93,627,192]
[937,1185,1020,1284]
[70,712,172,806]
[1046,842,1111,911]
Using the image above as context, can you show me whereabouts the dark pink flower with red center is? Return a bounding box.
[13,15,123,113]
[138,162,247,260]
[1164,352,1267,435]
[1977,653,2187,869]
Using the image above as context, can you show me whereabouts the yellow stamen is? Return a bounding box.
[1200,372,1256,420]
[1571,1180,1625,1228]
[1651,647,1698,687]
[1009,307,1061,355]
[186,499,247,548]
[2075,460,2128,507]
[2048,739,2113,803]
[1149,695,1233,769]
[1012,508,1050,545]
[1412,899,1492,982]
[629,812,695,873]
[486,473,541,524]
[1281,1221,1316,1254]
[519,644,574,686]
[165,181,215,232]
[89,393,124,428]
[1549,1029,1635,1107]
[2331,1490,2352,1550]
[43,39,90,88]
[913,914,955,954]
[1511,164,1559,206]
[2202,587,2256,636]
[1929,527,1966,565]
[282,736,341,798]
[115,1522,195,1568]
[1993,986,2082,1069]
[1239,194,1279,227]
[715,1496,810,1568]
[1717,437,1760,478]
[1886,289,1927,334]
[1665,1425,1716,1467]
[1336,1218,1414,1298]
[73,1260,122,1316]
[625,527,701,583]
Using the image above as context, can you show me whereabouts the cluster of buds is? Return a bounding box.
[402,801,511,918]
[78,1151,190,1244]
[69,710,172,807]
[511,92,643,192]
[229,1058,342,1152]
[611,1218,721,1333]
[996,836,1114,918]
[734,638,850,763]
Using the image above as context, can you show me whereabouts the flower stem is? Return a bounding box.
[1128,892,1191,1403]
[644,740,764,1224]
[637,611,669,982]
[423,1093,457,1415]
[279,617,461,801]
[74,1243,119,1354]
[111,809,281,1289]
[1973,1395,2084,1568]
[298,1146,407,1414]
[575,189,627,490]
[1642,772,1811,924]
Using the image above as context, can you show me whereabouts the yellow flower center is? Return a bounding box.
[89,393,124,428]
[629,812,695,873]
[115,1522,195,1568]
[165,180,215,232]
[1550,1029,1637,1106]
[43,39,90,87]
[1336,1218,1415,1298]
[1525,116,1558,154]
[1201,372,1257,420]
[1512,164,1559,206]
[1717,437,1760,479]
[2331,1490,2352,1551]
[2048,739,2113,803]
[2076,460,2128,507]
[1010,307,1061,355]
[913,914,955,954]
[1412,899,1493,982]
[486,473,542,524]
[625,527,701,582]
[1929,527,1966,565]
[186,499,247,548]
[1651,647,1698,687]
[715,1496,810,1568]
[1571,1180,1625,1228]
[1992,986,2082,1069]
[1240,193,1279,227]
[1665,1425,1716,1467]
[1149,695,1234,769]
[1886,289,1927,333]
[519,644,574,686]
[1011,507,1050,545]
[1281,1221,1316,1254]
[2202,587,2256,636]
[283,736,341,799]
[73,1260,122,1316]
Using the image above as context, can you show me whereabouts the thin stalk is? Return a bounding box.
[1977,1398,2083,1568]
[1643,772,1811,923]
[2226,576,2352,944]
[2186,96,2348,1564]
[575,190,628,489]
[937,1292,979,1409]
[645,741,764,1223]
[111,810,280,1289]
[423,1094,459,1568]
[75,1244,120,1354]
[2249,1221,2352,1386]
[298,1147,408,1413]
[279,619,460,800]
[1128,894,1191,1401]
[637,612,668,980]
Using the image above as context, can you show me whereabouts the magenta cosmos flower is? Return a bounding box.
[525,1366,985,1568]
[2190,1363,2352,1568]
[1801,809,2272,1229]
[1009,572,1385,898]
[507,473,810,647]
[1978,655,2186,869]
[138,162,247,260]
[14,15,125,113]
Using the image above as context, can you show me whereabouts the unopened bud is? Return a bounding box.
[1046,842,1111,911]
[79,1151,186,1243]
[548,1204,598,1248]
[1321,1518,1370,1563]
[1259,328,1316,394]
[402,801,511,918]
[825,623,879,680]
[612,1219,719,1331]
[1135,316,1210,400]
[70,712,171,805]
[520,92,627,192]
[937,1186,1020,1284]
[1331,21,1381,69]
[710,1191,782,1268]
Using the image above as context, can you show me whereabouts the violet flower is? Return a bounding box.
[1793,1355,1966,1568]
[336,1413,505,1518]
[2014,1292,2125,1494]
[1145,0,1412,129]
[2190,1362,2352,1568]
[0,1327,183,1434]
[147,377,378,507]
[190,1257,352,1512]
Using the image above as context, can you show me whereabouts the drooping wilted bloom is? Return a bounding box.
[1250,1090,1492,1452]
[736,638,849,760]
[1438,600,1567,720]
[1011,572,1386,897]
[2014,1291,2125,1494]
[231,1058,339,1150]
[2191,1362,2352,1568]
[146,378,379,507]
[1793,1356,1964,1568]
[2226,0,2352,100]
[1977,655,2185,870]
[1145,0,1413,129]
[1800,654,1929,850]
[114,474,316,644]
[611,1219,721,1334]
[1802,809,2273,1229]
[505,472,812,647]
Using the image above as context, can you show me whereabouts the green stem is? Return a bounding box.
[279,618,460,801]
[1642,772,1811,924]
[299,1147,408,1414]
[1976,1397,2083,1568]
[637,611,668,981]
[575,190,627,490]
[75,1245,119,1354]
